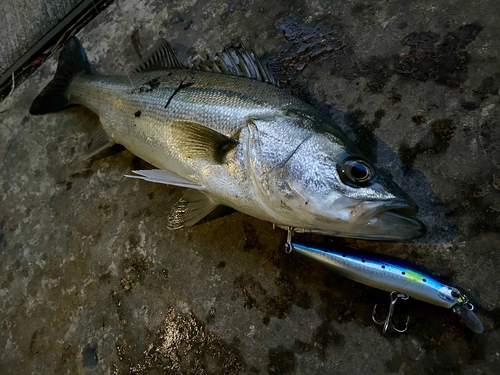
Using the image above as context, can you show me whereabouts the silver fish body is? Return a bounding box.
[69,69,308,223]
[31,37,426,240]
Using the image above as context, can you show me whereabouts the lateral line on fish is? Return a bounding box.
[165,79,194,109]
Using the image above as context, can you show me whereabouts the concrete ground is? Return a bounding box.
[0,0,81,76]
[1,0,500,373]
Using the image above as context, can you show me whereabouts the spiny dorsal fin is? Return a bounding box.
[198,44,278,87]
[134,39,184,73]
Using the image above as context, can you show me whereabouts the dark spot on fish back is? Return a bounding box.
[147,77,161,89]
[138,84,152,93]
[134,110,141,117]
[139,77,161,93]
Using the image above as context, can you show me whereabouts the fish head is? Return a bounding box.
[247,113,425,240]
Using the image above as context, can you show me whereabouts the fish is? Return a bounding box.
[292,242,484,334]
[30,36,426,240]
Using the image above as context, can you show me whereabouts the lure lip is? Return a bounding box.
[452,303,484,334]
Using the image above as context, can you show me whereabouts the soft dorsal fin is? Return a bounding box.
[198,44,278,87]
[134,39,184,73]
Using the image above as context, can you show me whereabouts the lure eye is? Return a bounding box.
[337,158,376,187]
[451,290,461,299]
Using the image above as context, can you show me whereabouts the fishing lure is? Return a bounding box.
[291,242,483,334]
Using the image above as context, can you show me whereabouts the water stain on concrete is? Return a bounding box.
[233,274,296,320]
[267,345,295,375]
[81,343,98,367]
[399,118,455,171]
[395,24,483,87]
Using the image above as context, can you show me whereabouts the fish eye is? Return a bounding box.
[337,158,376,187]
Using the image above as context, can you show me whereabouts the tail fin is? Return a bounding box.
[30,37,91,115]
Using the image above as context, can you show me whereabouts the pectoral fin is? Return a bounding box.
[171,120,238,163]
[167,189,217,229]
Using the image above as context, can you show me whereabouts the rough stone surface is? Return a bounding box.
[1,0,500,374]
[0,0,82,75]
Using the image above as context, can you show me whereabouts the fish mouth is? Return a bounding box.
[299,198,426,241]
[353,199,426,241]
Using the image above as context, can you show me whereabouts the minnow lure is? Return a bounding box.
[291,242,483,334]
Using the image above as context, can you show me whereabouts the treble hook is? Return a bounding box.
[284,227,294,254]
[372,291,410,334]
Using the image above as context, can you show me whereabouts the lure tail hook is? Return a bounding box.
[372,291,410,334]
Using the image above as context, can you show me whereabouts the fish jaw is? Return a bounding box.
[279,197,427,241]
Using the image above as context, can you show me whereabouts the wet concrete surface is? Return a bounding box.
[1,0,500,373]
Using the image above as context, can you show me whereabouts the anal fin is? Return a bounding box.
[167,190,217,229]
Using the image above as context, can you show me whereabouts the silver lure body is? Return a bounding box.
[292,242,464,308]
